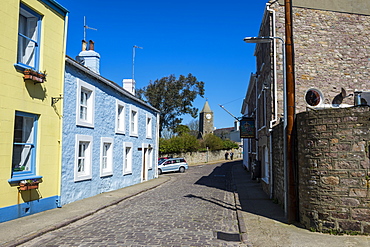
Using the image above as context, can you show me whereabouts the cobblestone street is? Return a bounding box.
[21,163,245,246]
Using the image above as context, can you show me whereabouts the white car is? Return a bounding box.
[158,158,188,175]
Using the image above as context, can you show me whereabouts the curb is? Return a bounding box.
[3,176,171,247]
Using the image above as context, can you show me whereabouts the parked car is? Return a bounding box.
[158,158,188,175]
[158,157,169,165]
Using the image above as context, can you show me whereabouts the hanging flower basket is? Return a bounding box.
[18,179,42,191]
[23,69,46,83]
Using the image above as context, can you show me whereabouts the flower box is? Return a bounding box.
[23,69,46,83]
[18,179,42,191]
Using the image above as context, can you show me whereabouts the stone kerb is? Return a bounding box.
[296,106,370,234]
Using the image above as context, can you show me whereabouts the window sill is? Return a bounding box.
[123,172,132,175]
[261,177,269,184]
[8,175,43,185]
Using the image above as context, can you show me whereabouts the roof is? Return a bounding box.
[200,100,212,113]
[65,55,160,113]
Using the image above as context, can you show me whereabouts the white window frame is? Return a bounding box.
[116,100,125,134]
[100,137,113,177]
[129,105,138,137]
[74,135,93,181]
[17,4,41,70]
[146,114,152,139]
[76,79,95,128]
[123,142,133,175]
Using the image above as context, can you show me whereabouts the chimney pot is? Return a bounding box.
[89,40,95,51]
[82,40,87,51]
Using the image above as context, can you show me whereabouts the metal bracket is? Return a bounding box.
[51,95,63,106]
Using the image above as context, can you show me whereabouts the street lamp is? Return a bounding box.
[243,36,286,129]
[243,36,288,214]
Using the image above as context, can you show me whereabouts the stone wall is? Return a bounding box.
[296,107,370,234]
[161,149,242,166]
[272,122,285,207]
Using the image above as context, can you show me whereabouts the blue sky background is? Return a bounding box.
[57,0,267,129]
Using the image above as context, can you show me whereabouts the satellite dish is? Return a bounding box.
[305,88,324,107]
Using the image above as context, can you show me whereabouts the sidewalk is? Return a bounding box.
[0,176,170,247]
[232,161,370,247]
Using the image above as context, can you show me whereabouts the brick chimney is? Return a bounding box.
[76,40,100,74]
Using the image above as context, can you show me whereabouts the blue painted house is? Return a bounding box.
[60,41,159,206]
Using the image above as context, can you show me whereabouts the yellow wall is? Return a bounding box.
[0,0,67,208]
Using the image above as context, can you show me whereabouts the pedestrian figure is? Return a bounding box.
[230,151,234,160]
[225,152,229,160]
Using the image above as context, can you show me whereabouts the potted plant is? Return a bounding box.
[18,178,42,191]
[23,69,47,83]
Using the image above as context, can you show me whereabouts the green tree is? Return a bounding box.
[174,124,190,136]
[201,133,224,151]
[137,74,205,136]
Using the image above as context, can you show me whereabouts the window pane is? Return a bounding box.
[12,115,35,173]
[17,10,38,68]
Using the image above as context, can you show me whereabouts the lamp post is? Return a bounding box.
[243,36,288,216]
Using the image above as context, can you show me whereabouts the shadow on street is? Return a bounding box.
[193,160,288,224]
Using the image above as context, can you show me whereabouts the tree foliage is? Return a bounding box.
[137,73,204,136]
[159,133,239,154]
[174,124,190,136]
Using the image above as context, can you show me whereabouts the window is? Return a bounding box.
[129,106,138,136]
[17,4,41,70]
[123,142,133,174]
[75,135,93,181]
[116,100,125,134]
[146,114,152,139]
[11,112,38,179]
[76,80,95,128]
[100,137,113,177]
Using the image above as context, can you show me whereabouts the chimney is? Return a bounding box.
[122,79,136,95]
[76,40,100,74]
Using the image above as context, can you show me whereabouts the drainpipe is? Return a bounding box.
[267,2,276,200]
[155,112,160,178]
[267,3,278,130]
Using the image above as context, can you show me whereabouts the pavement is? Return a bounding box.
[1,159,370,247]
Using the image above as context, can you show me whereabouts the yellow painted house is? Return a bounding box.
[0,0,68,222]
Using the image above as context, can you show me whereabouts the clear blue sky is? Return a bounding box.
[57,0,266,129]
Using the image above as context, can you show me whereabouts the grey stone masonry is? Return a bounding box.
[296,106,370,234]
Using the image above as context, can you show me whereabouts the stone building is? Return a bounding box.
[199,100,214,138]
[241,0,370,231]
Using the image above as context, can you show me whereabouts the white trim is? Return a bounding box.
[100,137,113,177]
[123,142,133,175]
[129,105,138,137]
[146,114,152,139]
[76,79,95,128]
[115,100,125,134]
[74,135,93,181]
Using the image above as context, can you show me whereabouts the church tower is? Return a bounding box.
[199,100,214,138]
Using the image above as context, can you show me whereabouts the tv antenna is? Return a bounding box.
[83,16,97,41]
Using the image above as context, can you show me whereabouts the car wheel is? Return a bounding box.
[179,166,185,173]
[158,169,162,175]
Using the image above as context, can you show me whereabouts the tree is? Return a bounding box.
[174,124,190,136]
[187,119,199,137]
[137,73,204,136]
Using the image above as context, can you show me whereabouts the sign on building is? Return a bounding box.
[240,117,255,139]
